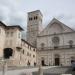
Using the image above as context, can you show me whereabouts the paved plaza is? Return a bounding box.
[33,66,75,75]
[0,66,75,75]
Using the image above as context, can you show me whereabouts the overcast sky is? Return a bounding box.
[0,0,75,30]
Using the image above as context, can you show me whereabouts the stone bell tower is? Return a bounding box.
[27,10,43,47]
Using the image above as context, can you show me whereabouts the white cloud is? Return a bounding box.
[51,13,75,29]
[0,0,75,30]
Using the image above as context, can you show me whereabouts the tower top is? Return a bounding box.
[28,10,43,17]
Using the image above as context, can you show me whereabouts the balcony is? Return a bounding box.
[37,45,75,51]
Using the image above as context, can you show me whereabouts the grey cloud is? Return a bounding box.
[54,13,75,29]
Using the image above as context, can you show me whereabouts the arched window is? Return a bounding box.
[68,40,73,48]
[41,43,45,49]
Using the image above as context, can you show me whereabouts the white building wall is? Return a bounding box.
[37,49,75,66]
[0,26,6,57]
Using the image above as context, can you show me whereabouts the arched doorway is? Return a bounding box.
[54,54,60,66]
[71,57,75,64]
[41,57,45,66]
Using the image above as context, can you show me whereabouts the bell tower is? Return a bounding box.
[27,10,43,47]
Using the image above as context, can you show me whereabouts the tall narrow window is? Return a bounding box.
[11,32,13,37]
[41,43,45,49]
[0,28,1,34]
[68,40,73,48]
[18,33,20,38]
[6,32,9,37]
[35,16,38,20]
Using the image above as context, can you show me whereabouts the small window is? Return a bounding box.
[29,17,32,21]
[27,60,30,66]
[35,16,38,19]
[41,43,45,48]
[33,48,35,51]
[68,40,73,48]
[18,33,20,38]
[6,32,9,37]
[34,62,36,66]
[33,55,35,58]
[34,17,36,20]
[11,32,13,36]
[31,17,32,20]
[0,28,1,34]
[22,50,24,54]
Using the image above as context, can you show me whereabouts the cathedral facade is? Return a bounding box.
[27,10,75,66]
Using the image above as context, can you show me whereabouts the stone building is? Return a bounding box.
[27,10,75,66]
[0,21,36,66]
[27,10,43,47]
[21,39,36,66]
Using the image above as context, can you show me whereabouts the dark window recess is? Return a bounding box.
[34,17,36,20]
[3,48,13,59]
[29,17,32,21]
[34,62,36,66]
[31,18,32,20]
[33,55,35,58]
[35,16,38,19]
[22,50,24,54]
[33,49,35,51]
[69,40,73,48]
[27,60,30,66]
[54,46,58,49]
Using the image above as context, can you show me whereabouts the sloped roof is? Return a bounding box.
[21,39,36,48]
[0,21,7,27]
[7,25,24,31]
[0,21,24,31]
[38,18,75,36]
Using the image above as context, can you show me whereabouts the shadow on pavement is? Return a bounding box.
[33,66,75,75]
[65,67,75,75]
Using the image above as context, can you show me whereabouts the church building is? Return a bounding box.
[27,10,75,66]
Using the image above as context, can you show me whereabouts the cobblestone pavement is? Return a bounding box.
[0,66,55,75]
[33,66,75,75]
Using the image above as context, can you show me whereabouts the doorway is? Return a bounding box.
[41,60,45,66]
[54,54,60,66]
[55,58,60,65]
